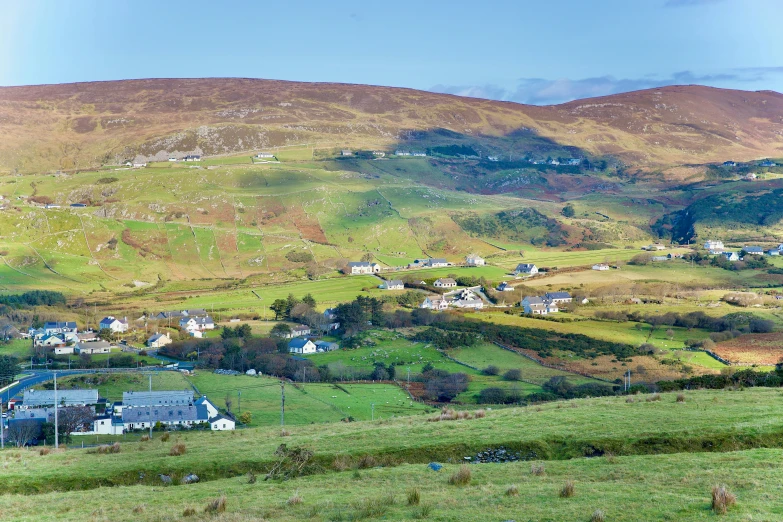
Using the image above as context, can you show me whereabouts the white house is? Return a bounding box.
[183,155,201,162]
[497,282,514,292]
[75,340,112,354]
[147,332,172,348]
[54,345,75,355]
[99,316,128,334]
[372,151,386,157]
[347,261,381,275]
[420,297,449,310]
[210,414,235,431]
[132,162,147,168]
[592,264,610,271]
[521,296,558,315]
[179,316,215,332]
[722,251,740,262]
[452,298,484,309]
[44,322,78,335]
[256,152,275,158]
[434,278,457,288]
[466,255,485,267]
[288,338,316,354]
[704,240,724,251]
[195,396,220,419]
[514,263,538,276]
[286,324,312,338]
[428,258,449,268]
[379,279,404,290]
[341,150,353,156]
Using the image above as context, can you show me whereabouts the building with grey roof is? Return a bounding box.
[121,390,194,408]
[21,389,100,409]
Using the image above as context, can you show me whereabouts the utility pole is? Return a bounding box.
[280,379,285,429]
[54,372,59,449]
[148,374,153,439]
[371,403,375,421]
[238,390,241,413]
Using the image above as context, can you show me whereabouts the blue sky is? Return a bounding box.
[1,0,781,104]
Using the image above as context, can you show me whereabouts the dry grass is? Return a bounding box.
[160,431,170,442]
[205,495,227,514]
[505,485,519,497]
[531,462,546,476]
[711,485,736,514]
[247,472,257,484]
[626,396,635,403]
[280,429,291,437]
[38,448,51,456]
[169,443,187,456]
[591,509,606,522]
[139,435,150,442]
[428,407,484,422]
[332,455,351,471]
[604,452,617,464]
[448,465,472,486]
[132,505,145,514]
[95,443,121,454]
[559,480,575,498]
[183,507,197,517]
[677,393,686,403]
[646,393,661,402]
[287,493,303,506]
[357,454,377,469]
[407,488,421,505]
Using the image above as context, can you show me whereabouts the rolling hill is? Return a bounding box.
[1,79,782,173]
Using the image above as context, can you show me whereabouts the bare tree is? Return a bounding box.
[224,394,233,414]
[58,406,95,438]
[7,420,41,447]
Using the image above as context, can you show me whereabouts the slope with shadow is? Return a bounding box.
[1,78,782,173]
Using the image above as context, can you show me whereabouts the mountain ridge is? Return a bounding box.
[1,78,782,173]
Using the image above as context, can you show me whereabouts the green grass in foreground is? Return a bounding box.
[0,448,778,521]
[4,388,783,497]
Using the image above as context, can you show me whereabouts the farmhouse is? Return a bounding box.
[514,263,538,276]
[99,316,128,333]
[36,334,68,348]
[44,321,78,335]
[147,332,172,348]
[767,249,780,256]
[434,278,457,288]
[743,246,764,255]
[132,162,147,168]
[288,338,316,354]
[722,252,740,261]
[281,324,312,339]
[497,281,513,292]
[121,404,207,431]
[379,279,404,290]
[592,264,610,271]
[428,258,449,268]
[256,152,274,158]
[346,261,381,274]
[183,155,201,162]
[466,254,485,266]
[75,340,112,354]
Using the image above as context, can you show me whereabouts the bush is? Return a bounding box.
[482,365,500,376]
[287,493,303,505]
[505,485,519,497]
[407,488,421,505]
[503,369,522,381]
[711,485,736,514]
[39,447,51,456]
[160,432,170,442]
[140,435,150,442]
[559,480,575,498]
[204,495,226,514]
[448,465,472,486]
[646,393,661,402]
[132,505,145,514]
[591,509,606,522]
[183,507,197,516]
[676,393,686,403]
[169,443,187,456]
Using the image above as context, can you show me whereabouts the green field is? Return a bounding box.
[40,372,192,402]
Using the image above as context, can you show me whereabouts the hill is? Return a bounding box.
[1,79,782,173]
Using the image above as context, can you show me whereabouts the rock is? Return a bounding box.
[181,474,200,484]
[158,474,172,484]
[466,447,533,464]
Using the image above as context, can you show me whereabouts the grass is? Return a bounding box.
[38,372,191,402]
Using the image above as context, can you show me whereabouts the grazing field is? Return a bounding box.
[712,333,783,365]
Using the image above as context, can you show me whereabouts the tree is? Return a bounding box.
[482,365,500,376]
[0,355,18,386]
[302,293,316,309]
[270,323,292,338]
[561,204,575,218]
[224,394,233,414]
[666,329,675,340]
[55,406,94,442]
[98,328,115,341]
[270,299,288,320]
[503,369,522,381]
[8,419,40,447]
[238,411,252,425]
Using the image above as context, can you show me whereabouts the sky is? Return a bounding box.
[1,0,782,105]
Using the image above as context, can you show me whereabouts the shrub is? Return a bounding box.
[449,465,472,486]
[413,504,433,519]
[96,443,121,454]
[407,488,421,505]
[204,495,227,514]
[169,443,187,456]
[482,365,500,376]
[676,393,686,403]
[140,435,150,442]
[332,455,351,471]
[626,397,635,403]
[531,463,546,476]
[474,409,486,418]
[287,493,303,506]
[160,432,170,442]
[711,485,736,514]
[358,454,377,469]
[247,472,257,484]
[505,485,519,497]
[132,505,145,514]
[559,480,575,498]
[591,509,606,522]
[503,368,522,381]
[183,507,196,517]
[646,393,661,402]
[280,429,291,437]
[39,448,51,456]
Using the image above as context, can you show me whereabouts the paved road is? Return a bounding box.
[1,370,83,403]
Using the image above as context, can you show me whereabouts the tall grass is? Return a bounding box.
[711,485,736,514]
[204,495,227,514]
[169,443,187,456]
[559,480,575,498]
[407,488,421,505]
[448,465,472,486]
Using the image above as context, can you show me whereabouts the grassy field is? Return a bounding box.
[39,372,192,402]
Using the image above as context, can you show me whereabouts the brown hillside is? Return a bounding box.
[0,78,781,172]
